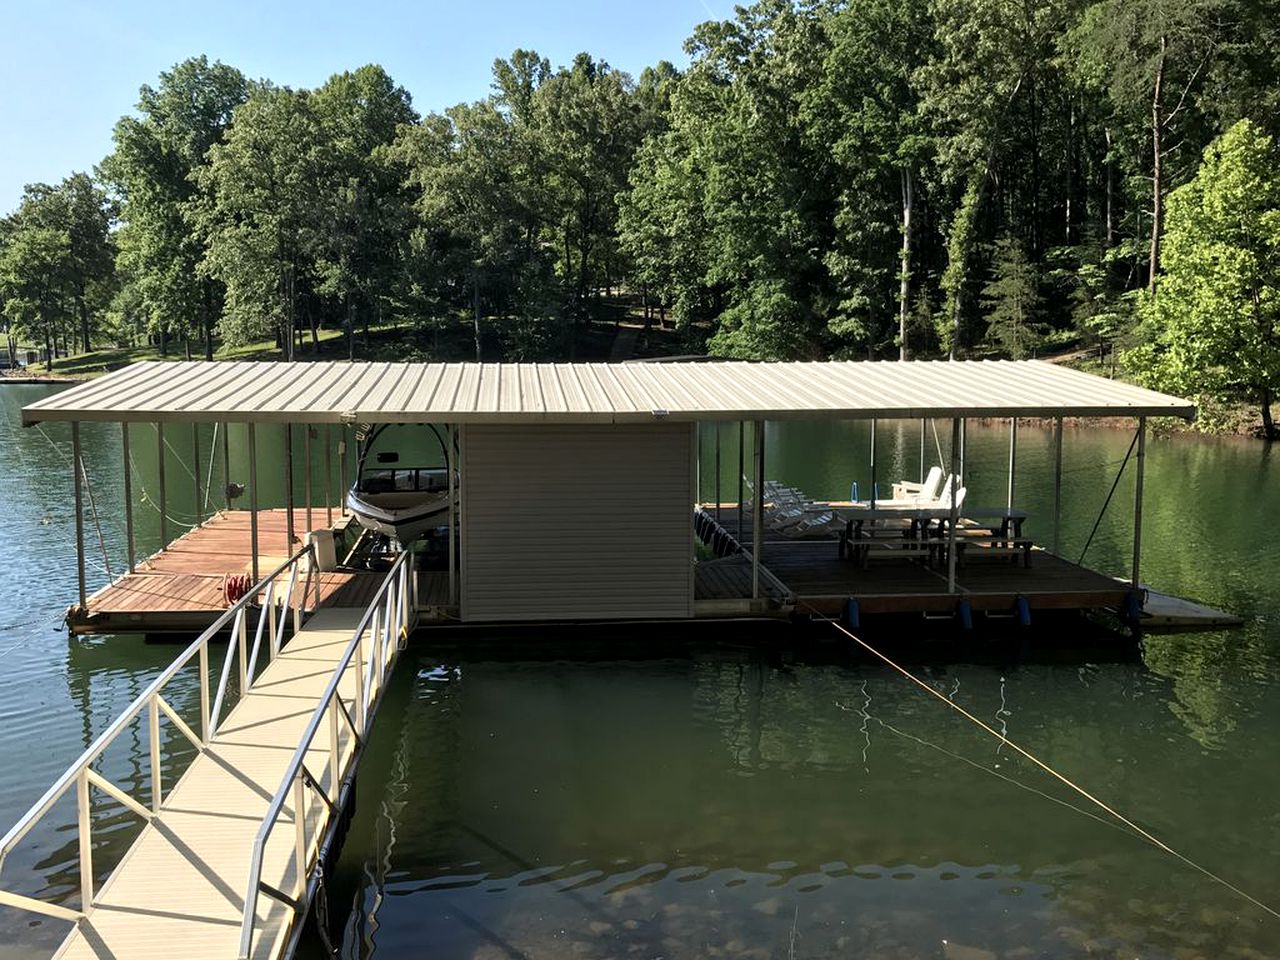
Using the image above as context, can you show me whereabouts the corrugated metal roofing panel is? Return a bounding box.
[21,359,1196,425]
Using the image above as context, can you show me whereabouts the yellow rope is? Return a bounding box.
[814,606,1280,922]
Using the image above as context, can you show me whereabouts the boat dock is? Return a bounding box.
[0,546,416,960]
[2,359,1221,960]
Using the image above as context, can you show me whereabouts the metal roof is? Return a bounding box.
[21,359,1195,425]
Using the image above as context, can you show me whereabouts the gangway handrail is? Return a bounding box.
[237,548,416,960]
[0,543,322,924]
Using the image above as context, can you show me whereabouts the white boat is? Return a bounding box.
[346,426,452,545]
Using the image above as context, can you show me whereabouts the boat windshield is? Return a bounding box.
[358,468,447,494]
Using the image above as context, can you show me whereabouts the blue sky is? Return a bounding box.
[0,0,721,213]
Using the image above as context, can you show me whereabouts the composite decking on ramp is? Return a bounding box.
[54,607,366,960]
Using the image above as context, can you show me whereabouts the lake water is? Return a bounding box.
[1,382,1278,959]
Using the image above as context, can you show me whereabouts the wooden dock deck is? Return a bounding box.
[73,509,389,634]
[694,507,1131,618]
[54,605,367,960]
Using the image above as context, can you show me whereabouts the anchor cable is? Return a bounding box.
[811,605,1280,922]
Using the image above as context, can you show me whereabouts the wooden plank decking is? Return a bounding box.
[695,507,1131,617]
[54,606,366,960]
[71,509,378,634]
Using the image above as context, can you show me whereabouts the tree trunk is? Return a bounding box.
[202,282,215,360]
[44,329,54,370]
[78,291,90,354]
[159,326,168,358]
[1065,100,1075,245]
[1148,36,1167,293]
[472,267,483,362]
[308,300,319,353]
[898,168,913,362]
[184,337,192,361]
[346,292,355,361]
[1104,127,1114,249]
[1263,386,1276,440]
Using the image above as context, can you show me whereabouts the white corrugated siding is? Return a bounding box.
[460,423,694,621]
[22,359,1196,424]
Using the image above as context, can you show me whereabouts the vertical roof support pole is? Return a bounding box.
[737,421,744,544]
[284,424,295,553]
[1007,417,1018,512]
[919,418,926,483]
[324,424,334,528]
[1133,416,1146,594]
[222,421,232,512]
[72,422,86,608]
[752,420,764,601]
[304,425,313,535]
[156,422,167,547]
[191,423,202,524]
[714,421,721,522]
[339,426,349,517]
[958,418,966,486]
[869,419,877,508]
[1052,416,1063,555]
[248,423,260,584]
[947,417,961,595]
[447,424,457,606]
[122,422,135,574]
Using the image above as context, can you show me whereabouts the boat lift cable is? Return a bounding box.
[34,423,116,577]
[203,422,219,516]
[1077,427,1140,566]
[809,604,1280,923]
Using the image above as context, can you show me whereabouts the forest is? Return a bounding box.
[2,0,1279,431]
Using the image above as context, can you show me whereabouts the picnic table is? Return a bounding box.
[836,504,1030,566]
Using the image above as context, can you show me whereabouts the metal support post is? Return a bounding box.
[122,423,135,574]
[284,424,295,552]
[919,418,926,482]
[157,422,167,547]
[1006,417,1018,511]
[149,697,162,813]
[737,421,744,543]
[339,427,349,516]
[1133,417,1146,590]
[447,425,457,605]
[1052,416,1063,555]
[72,422,86,607]
[752,420,764,601]
[947,418,961,594]
[304,426,313,534]
[324,424,333,527]
[714,421,721,521]
[222,421,232,511]
[248,423,260,584]
[869,419,877,507]
[191,424,202,523]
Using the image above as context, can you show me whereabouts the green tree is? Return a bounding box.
[102,57,247,358]
[196,86,332,357]
[1128,120,1280,437]
[981,236,1044,358]
[311,65,417,357]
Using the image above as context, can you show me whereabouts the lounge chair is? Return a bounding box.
[891,466,944,502]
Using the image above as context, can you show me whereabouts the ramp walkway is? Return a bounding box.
[0,546,416,960]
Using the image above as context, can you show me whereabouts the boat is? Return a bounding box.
[346,425,452,545]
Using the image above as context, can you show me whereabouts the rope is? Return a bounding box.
[1077,427,1139,565]
[810,604,1280,922]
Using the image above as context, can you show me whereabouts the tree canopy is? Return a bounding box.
[0,1,1277,431]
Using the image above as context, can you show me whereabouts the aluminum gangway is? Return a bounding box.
[0,547,417,960]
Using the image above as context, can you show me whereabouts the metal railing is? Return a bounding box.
[0,544,322,924]
[238,549,416,960]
